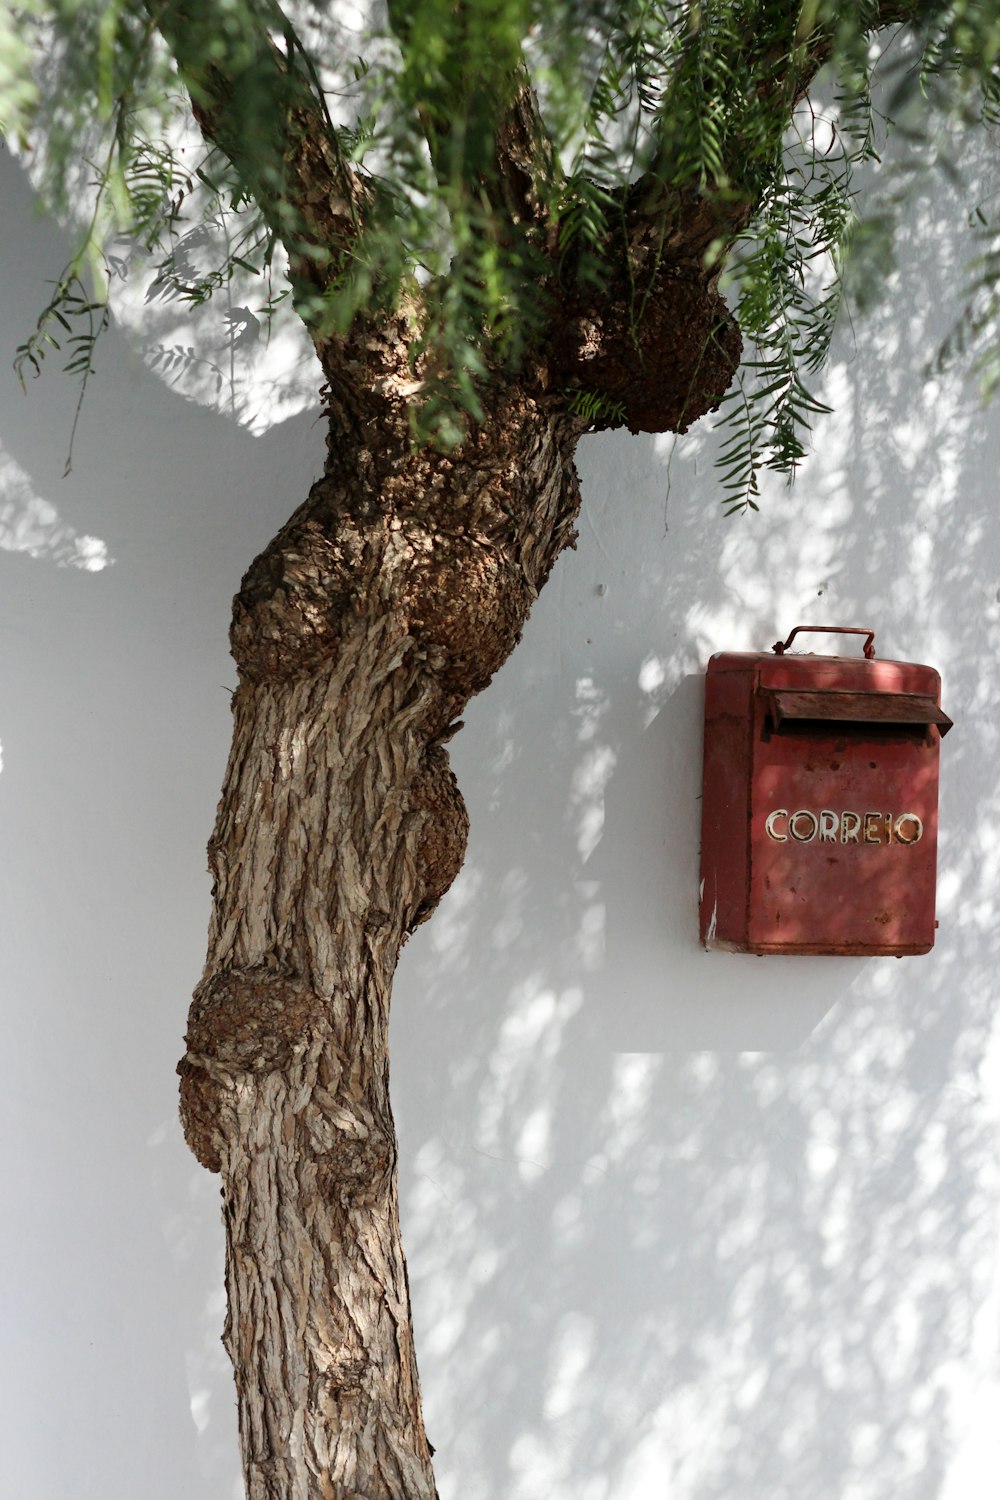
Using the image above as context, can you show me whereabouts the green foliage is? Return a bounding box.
[3,2,1000,483]
[564,387,628,425]
[715,69,878,510]
[14,271,109,473]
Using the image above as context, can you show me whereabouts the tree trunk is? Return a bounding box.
[177,359,584,1499]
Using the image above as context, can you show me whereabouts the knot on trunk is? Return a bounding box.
[407,744,470,930]
[307,1098,397,1204]
[552,264,741,434]
[227,392,579,711]
[179,967,325,1171]
[400,534,532,706]
[230,495,373,681]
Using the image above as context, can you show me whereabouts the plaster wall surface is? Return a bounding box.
[1,136,998,1500]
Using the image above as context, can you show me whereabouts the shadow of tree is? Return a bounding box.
[390,140,1000,1500]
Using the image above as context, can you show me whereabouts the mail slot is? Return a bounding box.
[699,626,952,955]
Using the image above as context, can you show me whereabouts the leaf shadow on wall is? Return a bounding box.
[390,146,1000,1500]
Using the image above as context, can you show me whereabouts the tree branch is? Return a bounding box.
[149,0,370,296]
[632,0,929,257]
[384,1,557,233]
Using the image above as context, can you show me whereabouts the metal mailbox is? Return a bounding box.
[699,626,952,955]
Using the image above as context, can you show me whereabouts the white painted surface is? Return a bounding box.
[2,136,998,1500]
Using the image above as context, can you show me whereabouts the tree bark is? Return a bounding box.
[177,358,585,1499]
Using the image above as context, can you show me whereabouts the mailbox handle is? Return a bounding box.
[772,625,876,660]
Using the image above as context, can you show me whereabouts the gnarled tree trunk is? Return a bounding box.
[177,355,585,1499]
[171,164,743,1481]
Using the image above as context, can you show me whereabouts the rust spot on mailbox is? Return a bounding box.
[699,626,951,956]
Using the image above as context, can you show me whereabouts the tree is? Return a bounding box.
[3,3,999,1497]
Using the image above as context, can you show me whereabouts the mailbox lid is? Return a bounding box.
[767,688,951,734]
[708,648,944,703]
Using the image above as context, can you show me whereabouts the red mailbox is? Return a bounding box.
[699,626,952,955]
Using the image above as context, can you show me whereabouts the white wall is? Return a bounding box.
[2,134,999,1500]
